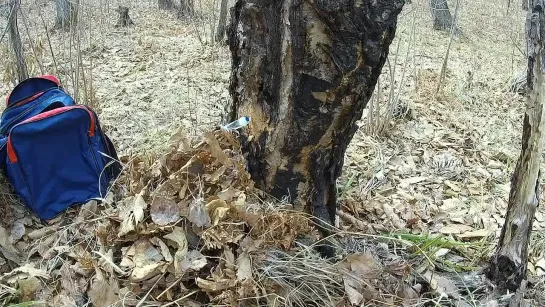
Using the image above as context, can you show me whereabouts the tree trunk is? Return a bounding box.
[54,0,77,30]
[430,0,454,31]
[487,0,544,301]
[215,0,228,42]
[7,0,27,83]
[227,0,404,256]
[178,0,195,18]
[115,6,134,28]
[158,0,176,10]
[523,0,529,10]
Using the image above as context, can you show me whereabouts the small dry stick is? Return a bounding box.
[336,209,367,231]
[436,0,461,93]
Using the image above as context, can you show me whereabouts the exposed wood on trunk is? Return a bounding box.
[215,0,228,43]
[430,0,454,31]
[487,0,544,301]
[228,0,404,256]
[7,0,27,83]
[115,6,134,28]
[54,0,78,30]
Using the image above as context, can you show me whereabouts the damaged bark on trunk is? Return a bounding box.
[487,0,544,299]
[228,0,404,256]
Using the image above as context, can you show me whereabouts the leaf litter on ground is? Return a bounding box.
[0,126,501,306]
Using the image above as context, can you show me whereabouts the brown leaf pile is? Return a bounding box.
[0,128,316,306]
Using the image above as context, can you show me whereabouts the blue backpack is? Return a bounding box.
[0,75,122,220]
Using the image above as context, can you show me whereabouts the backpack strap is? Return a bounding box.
[6,75,61,108]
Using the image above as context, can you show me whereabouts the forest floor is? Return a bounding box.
[0,0,544,306]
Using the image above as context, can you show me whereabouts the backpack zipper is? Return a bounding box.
[0,90,72,135]
[4,87,61,111]
[7,105,96,163]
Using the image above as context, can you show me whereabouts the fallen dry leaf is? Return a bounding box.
[441,198,463,211]
[163,227,188,253]
[196,277,235,292]
[236,252,252,281]
[457,229,492,239]
[344,276,364,305]
[2,264,50,284]
[133,193,147,224]
[18,276,41,302]
[168,127,191,151]
[0,225,21,264]
[205,199,231,226]
[217,187,241,202]
[181,250,208,271]
[88,279,118,307]
[118,193,148,236]
[130,239,165,282]
[188,199,212,228]
[346,253,383,280]
[150,195,180,226]
[340,253,383,305]
[439,224,474,235]
[11,220,25,241]
[150,237,173,262]
[204,132,233,167]
[205,165,227,182]
[422,271,460,299]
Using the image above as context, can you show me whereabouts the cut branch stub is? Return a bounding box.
[115,6,134,28]
[228,0,404,255]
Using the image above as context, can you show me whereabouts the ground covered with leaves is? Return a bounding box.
[0,129,489,306]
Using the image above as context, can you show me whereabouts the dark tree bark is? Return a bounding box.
[158,0,176,10]
[7,0,27,83]
[177,0,195,18]
[487,1,544,303]
[115,6,134,28]
[430,0,454,31]
[215,0,228,42]
[227,0,404,256]
[54,0,78,30]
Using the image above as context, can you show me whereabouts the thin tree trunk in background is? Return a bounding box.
[8,0,28,83]
[227,0,404,257]
[215,0,228,42]
[178,0,195,18]
[115,6,134,28]
[487,1,544,304]
[430,0,454,31]
[54,0,77,30]
[158,0,176,10]
[523,0,529,10]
